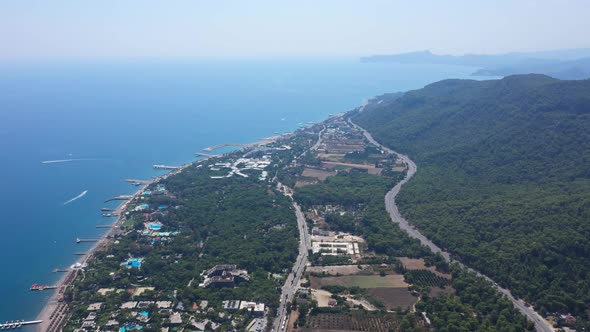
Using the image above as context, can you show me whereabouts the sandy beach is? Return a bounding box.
[34,163,193,332]
[34,138,282,331]
[35,182,143,332]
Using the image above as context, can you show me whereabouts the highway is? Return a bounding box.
[273,183,312,332]
[310,125,326,151]
[272,124,323,331]
[349,118,554,332]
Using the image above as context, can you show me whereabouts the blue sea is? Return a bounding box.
[0,59,484,323]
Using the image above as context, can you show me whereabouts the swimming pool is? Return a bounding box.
[120,324,143,332]
[147,223,162,231]
[125,258,143,269]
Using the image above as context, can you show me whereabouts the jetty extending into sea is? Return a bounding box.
[195,152,220,158]
[0,320,42,329]
[152,164,179,170]
[203,142,244,152]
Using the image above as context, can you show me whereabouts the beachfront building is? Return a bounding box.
[221,300,265,316]
[120,301,138,309]
[199,264,251,288]
[169,312,183,325]
[87,302,104,311]
[208,155,275,179]
[223,300,241,312]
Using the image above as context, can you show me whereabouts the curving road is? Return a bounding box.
[348,118,553,332]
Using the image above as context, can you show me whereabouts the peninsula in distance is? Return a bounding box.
[361,49,590,80]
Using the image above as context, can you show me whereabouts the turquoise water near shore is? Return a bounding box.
[0,59,484,323]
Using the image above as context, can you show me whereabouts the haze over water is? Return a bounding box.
[0,59,484,322]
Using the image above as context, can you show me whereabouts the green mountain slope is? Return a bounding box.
[351,74,590,319]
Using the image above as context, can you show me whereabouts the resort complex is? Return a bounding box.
[28,112,546,332]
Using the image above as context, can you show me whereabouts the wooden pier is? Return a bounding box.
[195,153,220,158]
[30,284,57,291]
[76,238,101,243]
[0,320,42,329]
[203,143,244,152]
[104,195,133,203]
[125,178,152,185]
[74,252,87,256]
[53,268,71,273]
[152,164,179,170]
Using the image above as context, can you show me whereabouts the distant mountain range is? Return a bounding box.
[361,49,590,79]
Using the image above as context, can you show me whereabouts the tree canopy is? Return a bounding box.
[352,74,590,321]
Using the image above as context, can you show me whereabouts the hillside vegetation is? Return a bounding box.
[351,74,590,319]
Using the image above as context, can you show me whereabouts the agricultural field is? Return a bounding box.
[310,274,407,289]
[310,289,333,307]
[302,168,337,181]
[302,312,408,332]
[295,179,318,188]
[398,257,452,278]
[307,264,369,276]
[316,153,345,162]
[430,286,455,298]
[320,161,383,175]
[404,270,451,288]
[367,288,418,311]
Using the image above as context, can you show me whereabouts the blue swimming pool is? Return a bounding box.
[120,324,143,332]
[148,223,162,231]
[125,258,143,269]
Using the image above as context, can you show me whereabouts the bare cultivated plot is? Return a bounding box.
[316,153,345,162]
[367,168,383,175]
[397,257,452,279]
[307,265,368,276]
[368,287,418,311]
[323,144,365,153]
[345,296,378,311]
[287,310,299,332]
[301,312,403,332]
[302,168,337,181]
[398,257,428,270]
[310,274,408,289]
[321,161,374,169]
[311,289,334,307]
[295,179,318,188]
[430,286,455,297]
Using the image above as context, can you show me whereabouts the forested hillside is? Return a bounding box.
[351,75,590,322]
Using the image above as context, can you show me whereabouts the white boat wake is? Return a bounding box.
[41,158,98,164]
[64,190,88,205]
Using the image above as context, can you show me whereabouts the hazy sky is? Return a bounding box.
[1,0,589,60]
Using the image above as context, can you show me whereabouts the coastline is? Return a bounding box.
[33,136,283,331]
[34,163,191,332]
